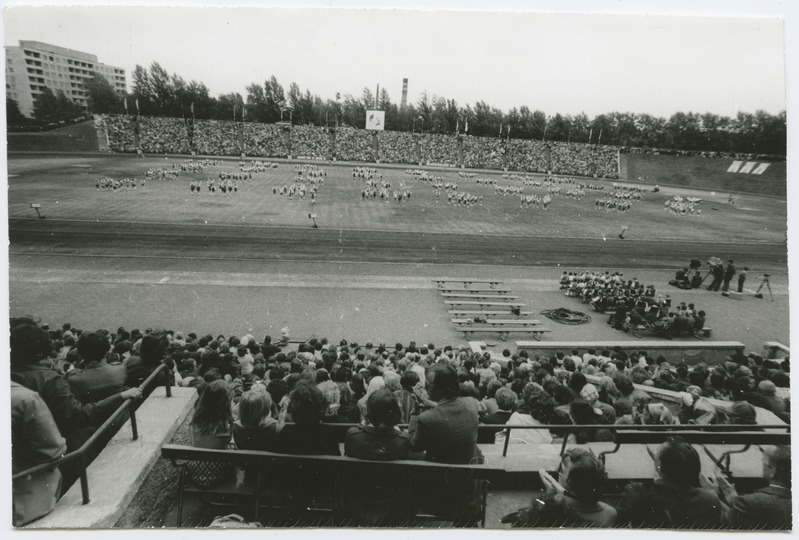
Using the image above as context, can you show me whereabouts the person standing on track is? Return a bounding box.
[721,260,736,292]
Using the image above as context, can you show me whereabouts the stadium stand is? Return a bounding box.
[98,115,622,178]
[11,315,791,529]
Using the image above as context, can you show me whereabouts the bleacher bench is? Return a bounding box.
[455,326,550,341]
[433,278,503,289]
[448,310,534,318]
[441,293,521,301]
[161,444,505,527]
[595,429,791,476]
[437,286,511,294]
[452,318,542,327]
[444,300,526,309]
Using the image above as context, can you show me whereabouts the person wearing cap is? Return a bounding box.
[756,380,787,415]
[725,401,758,426]
[701,445,791,529]
[579,383,616,424]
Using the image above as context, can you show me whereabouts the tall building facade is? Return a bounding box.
[400,78,408,109]
[5,40,127,118]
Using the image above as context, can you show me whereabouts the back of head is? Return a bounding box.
[657,437,700,487]
[765,445,791,487]
[563,449,606,503]
[400,370,419,391]
[77,332,111,363]
[193,379,232,432]
[238,388,273,428]
[366,387,401,429]
[140,333,168,364]
[289,381,326,425]
[427,363,459,400]
[10,318,51,366]
[495,387,517,411]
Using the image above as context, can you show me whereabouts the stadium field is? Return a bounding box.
[7,153,789,352]
[7,154,787,244]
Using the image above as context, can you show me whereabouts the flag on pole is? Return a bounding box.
[597,129,603,146]
[588,127,593,145]
[498,123,502,139]
[135,98,140,113]
[456,120,459,134]
[124,98,128,113]
[507,124,511,138]
[190,102,195,116]
[465,119,469,133]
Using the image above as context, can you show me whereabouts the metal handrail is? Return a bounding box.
[12,363,172,504]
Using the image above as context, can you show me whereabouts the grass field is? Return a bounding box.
[7,154,787,243]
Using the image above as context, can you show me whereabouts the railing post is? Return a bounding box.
[164,367,172,398]
[129,402,138,441]
[502,428,511,458]
[79,454,90,505]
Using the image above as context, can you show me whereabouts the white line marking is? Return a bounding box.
[158,277,169,284]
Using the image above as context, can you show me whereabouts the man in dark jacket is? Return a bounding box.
[10,318,142,453]
[409,363,484,525]
[701,445,791,530]
[721,260,736,292]
[478,387,516,443]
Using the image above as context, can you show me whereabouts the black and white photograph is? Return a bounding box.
[4,0,794,532]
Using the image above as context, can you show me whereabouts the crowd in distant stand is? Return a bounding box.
[99,114,621,178]
[292,125,330,160]
[421,133,459,166]
[336,127,374,162]
[377,131,417,164]
[462,136,505,169]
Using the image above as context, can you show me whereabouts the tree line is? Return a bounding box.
[10,60,786,156]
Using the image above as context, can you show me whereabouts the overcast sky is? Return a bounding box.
[2,3,790,119]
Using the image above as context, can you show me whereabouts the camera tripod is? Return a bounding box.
[755,275,774,302]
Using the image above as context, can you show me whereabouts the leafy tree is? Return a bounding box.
[33,87,81,123]
[6,98,28,125]
[85,72,121,114]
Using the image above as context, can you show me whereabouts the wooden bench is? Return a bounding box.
[433,278,503,289]
[763,341,790,359]
[441,293,520,301]
[161,444,505,527]
[595,429,791,477]
[437,286,512,294]
[455,326,551,341]
[444,300,526,309]
[452,318,542,327]
[449,310,534,318]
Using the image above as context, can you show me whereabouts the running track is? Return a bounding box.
[9,218,788,270]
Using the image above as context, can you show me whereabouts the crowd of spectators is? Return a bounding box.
[335,127,375,162]
[550,142,618,178]
[420,133,459,167]
[139,117,192,154]
[377,131,418,164]
[462,136,505,169]
[9,315,791,528]
[291,125,330,160]
[99,115,621,178]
